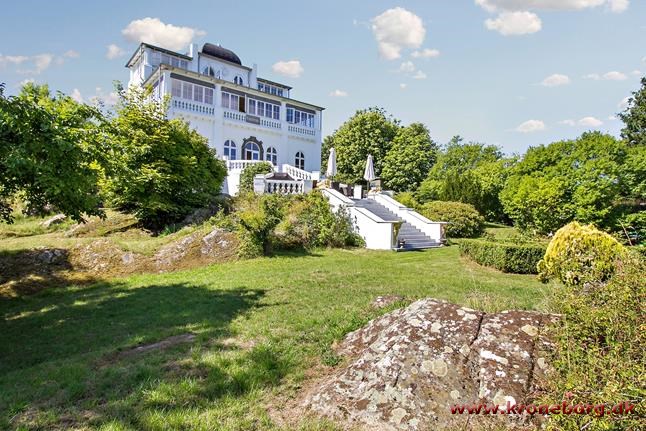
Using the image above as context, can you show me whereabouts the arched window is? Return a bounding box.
[295,152,305,170]
[234,75,244,86]
[224,140,237,160]
[265,147,277,165]
[245,142,260,160]
[203,66,215,77]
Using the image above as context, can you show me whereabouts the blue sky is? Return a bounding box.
[1,0,644,154]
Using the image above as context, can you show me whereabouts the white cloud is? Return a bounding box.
[272,60,304,78]
[583,73,601,80]
[540,73,570,87]
[399,61,416,73]
[631,70,643,76]
[603,71,627,80]
[475,1,625,12]
[106,44,126,60]
[122,17,205,51]
[0,54,29,66]
[70,88,83,103]
[558,119,576,126]
[411,48,440,58]
[608,0,629,13]
[329,89,348,97]
[371,7,425,60]
[32,54,53,73]
[63,50,80,59]
[400,83,407,89]
[485,11,542,36]
[91,87,119,107]
[578,116,603,127]
[413,70,427,79]
[618,96,631,109]
[516,119,546,132]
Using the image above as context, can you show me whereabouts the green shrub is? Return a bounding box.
[537,222,626,285]
[273,191,361,249]
[542,254,645,431]
[239,162,273,194]
[615,210,646,246]
[458,239,546,274]
[419,201,484,238]
[394,192,419,210]
[235,193,287,257]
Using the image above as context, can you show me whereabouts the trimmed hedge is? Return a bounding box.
[459,239,546,274]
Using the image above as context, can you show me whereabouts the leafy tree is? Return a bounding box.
[324,107,399,183]
[417,136,511,222]
[239,162,273,194]
[102,87,227,229]
[500,132,627,235]
[381,123,437,192]
[0,83,106,222]
[618,76,646,146]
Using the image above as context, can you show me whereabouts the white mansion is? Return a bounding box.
[126,42,323,195]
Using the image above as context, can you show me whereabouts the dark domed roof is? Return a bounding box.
[201,43,242,65]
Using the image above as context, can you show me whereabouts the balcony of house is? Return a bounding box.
[222,108,282,130]
[171,98,215,115]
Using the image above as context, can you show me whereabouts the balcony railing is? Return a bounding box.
[172,99,215,115]
[223,109,282,130]
[265,179,305,194]
[226,159,272,171]
[282,164,312,180]
[288,124,316,136]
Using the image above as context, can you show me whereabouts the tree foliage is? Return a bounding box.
[417,136,511,222]
[500,132,628,235]
[0,83,106,223]
[101,87,227,229]
[381,123,437,192]
[618,76,646,147]
[419,200,485,238]
[323,107,399,183]
[239,162,273,194]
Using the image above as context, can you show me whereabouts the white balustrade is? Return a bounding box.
[265,179,305,194]
[226,159,272,171]
[287,124,316,136]
[223,110,246,122]
[282,164,312,180]
[172,99,215,115]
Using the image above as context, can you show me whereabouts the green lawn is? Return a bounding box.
[0,247,554,430]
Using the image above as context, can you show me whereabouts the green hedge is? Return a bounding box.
[458,239,546,274]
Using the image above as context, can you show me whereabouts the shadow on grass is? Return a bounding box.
[0,248,101,297]
[0,281,265,374]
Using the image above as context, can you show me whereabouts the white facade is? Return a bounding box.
[126,42,324,195]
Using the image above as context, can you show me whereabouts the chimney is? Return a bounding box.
[188,43,198,58]
[250,63,258,88]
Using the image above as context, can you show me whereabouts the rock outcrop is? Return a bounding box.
[302,298,558,431]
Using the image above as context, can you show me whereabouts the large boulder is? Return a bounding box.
[301,298,558,430]
[40,214,66,228]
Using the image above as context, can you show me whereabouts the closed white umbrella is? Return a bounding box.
[363,154,375,184]
[326,148,337,179]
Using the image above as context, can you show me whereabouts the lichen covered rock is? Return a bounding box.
[302,298,558,430]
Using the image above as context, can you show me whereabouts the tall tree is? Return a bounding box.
[618,76,646,147]
[324,107,399,183]
[500,132,627,234]
[381,123,437,192]
[0,83,106,222]
[101,87,227,229]
[417,136,511,222]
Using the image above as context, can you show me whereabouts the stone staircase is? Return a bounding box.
[352,198,441,250]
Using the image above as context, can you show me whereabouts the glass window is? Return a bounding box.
[221,92,229,109]
[266,147,277,165]
[245,142,260,161]
[204,88,213,104]
[248,99,256,115]
[194,85,203,103]
[182,82,192,100]
[286,108,293,123]
[172,79,182,98]
[277,89,283,97]
[295,152,305,170]
[180,60,188,69]
[224,140,237,160]
[258,101,265,117]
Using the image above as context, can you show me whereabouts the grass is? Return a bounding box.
[0,243,554,430]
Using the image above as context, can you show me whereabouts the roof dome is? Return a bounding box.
[201,43,242,65]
